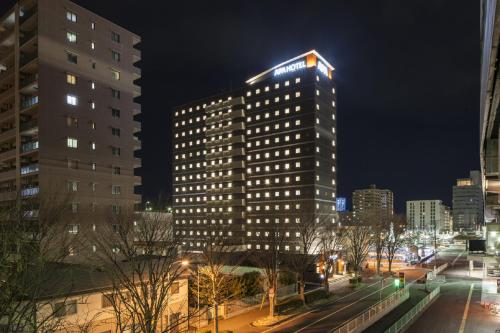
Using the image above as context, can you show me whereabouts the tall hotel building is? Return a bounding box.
[0,1,141,234]
[173,51,337,252]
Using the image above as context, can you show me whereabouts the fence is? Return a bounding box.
[331,287,410,333]
[384,286,440,333]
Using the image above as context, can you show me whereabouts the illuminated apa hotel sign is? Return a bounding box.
[273,60,306,76]
[246,50,335,85]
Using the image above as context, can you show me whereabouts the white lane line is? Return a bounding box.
[458,283,474,333]
[452,250,465,266]
[293,283,395,333]
[262,278,391,333]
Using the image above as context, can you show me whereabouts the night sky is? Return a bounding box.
[0,1,480,212]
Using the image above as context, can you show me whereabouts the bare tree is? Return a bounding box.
[345,225,372,281]
[249,223,285,318]
[359,210,389,276]
[192,222,244,333]
[91,208,188,333]
[0,192,76,333]
[319,223,345,293]
[285,212,324,305]
[385,214,407,273]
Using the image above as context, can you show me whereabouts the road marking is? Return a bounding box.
[262,278,391,333]
[452,250,465,266]
[458,283,474,333]
[293,282,395,333]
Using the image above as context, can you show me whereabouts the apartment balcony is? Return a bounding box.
[132,121,141,133]
[206,188,223,195]
[20,95,38,111]
[0,87,14,104]
[0,26,14,48]
[0,127,15,143]
[223,186,245,194]
[0,148,15,162]
[0,107,14,123]
[225,135,245,145]
[0,168,16,182]
[133,157,141,168]
[20,29,37,47]
[223,148,245,157]
[206,126,222,136]
[206,150,224,160]
[0,188,16,201]
[20,73,38,92]
[134,175,142,186]
[223,160,245,169]
[206,113,223,126]
[20,119,38,135]
[20,51,38,69]
[19,7,37,26]
[133,136,141,150]
[224,122,245,132]
[223,109,245,120]
[20,140,38,154]
[0,67,14,85]
[223,174,245,182]
[133,103,141,115]
[20,163,38,176]
[21,186,38,197]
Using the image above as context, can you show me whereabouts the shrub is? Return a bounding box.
[305,289,327,303]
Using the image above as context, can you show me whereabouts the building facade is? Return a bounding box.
[352,184,393,222]
[452,171,484,231]
[406,199,451,233]
[173,50,337,252]
[0,0,141,247]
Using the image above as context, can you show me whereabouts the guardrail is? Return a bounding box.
[331,286,409,333]
[435,263,448,274]
[384,286,440,333]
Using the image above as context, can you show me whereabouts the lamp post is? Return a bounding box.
[167,260,189,331]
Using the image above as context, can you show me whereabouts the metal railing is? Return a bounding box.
[331,286,410,333]
[384,286,440,333]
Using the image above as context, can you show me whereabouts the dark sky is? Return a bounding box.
[1,0,480,212]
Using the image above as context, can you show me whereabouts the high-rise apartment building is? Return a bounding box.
[173,50,337,252]
[406,200,451,233]
[452,171,484,231]
[352,184,393,222]
[0,0,141,231]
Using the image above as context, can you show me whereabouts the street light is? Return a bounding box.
[167,260,189,330]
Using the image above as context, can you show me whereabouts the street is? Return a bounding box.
[406,246,500,333]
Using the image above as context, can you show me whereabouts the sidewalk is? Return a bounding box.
[195,273,379,333]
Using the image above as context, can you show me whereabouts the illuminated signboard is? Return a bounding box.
[336,197,346,212]
[317,61,329,78]
[273,60,306,76]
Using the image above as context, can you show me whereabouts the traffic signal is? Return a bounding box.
[398,272,405,288]
[394,279,400,287]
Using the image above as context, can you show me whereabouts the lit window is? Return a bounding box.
[295,77,301,83]
[66,11,77,22]
[111,69,120,80]
[112,185,121,195]
[90,101,95,110]
[91,81,96,89]
[66,74,76,85]
[66,31,77,43]
[90,141,96,150]
[66,94,78,106]
[67,137,78,148]
[91,22,95,30]
[91,41,95,50]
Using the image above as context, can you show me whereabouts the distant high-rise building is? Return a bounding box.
[406,200,451,233]
[352,184,393,222]
[0,0,142,252]
[452,171,484,231]
[172,50,337,252]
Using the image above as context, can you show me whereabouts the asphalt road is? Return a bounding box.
[407,246,500,333]
[266,269,427,333]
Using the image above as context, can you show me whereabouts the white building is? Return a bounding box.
[406,200,451,233]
